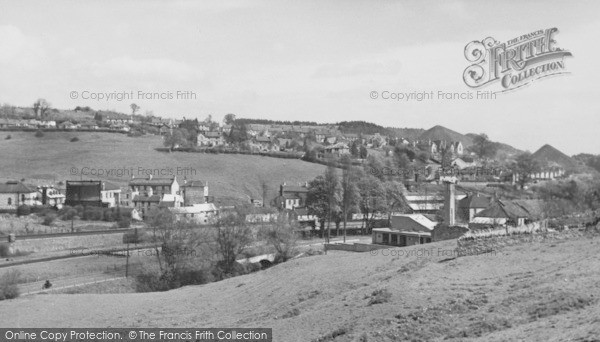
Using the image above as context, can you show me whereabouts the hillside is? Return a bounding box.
[1,235,600,341]
[386,127,425,140]
[419,125,473,146]
[532,144,577,169]
[465,133,523,159]
[337,121,392,136]
[0,131,326,205]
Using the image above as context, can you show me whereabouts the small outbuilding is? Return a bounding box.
[372,214,436,247]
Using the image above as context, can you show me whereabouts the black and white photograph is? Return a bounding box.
[0,1,599,341]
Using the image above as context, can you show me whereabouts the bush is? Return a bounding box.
[73,205,84,217]
[368,288,392,305]
[34,130,44,138]
[134,267,213,293]
[178,268,213,287]
[123,229,147,244]
[118,218,131,228]
[16,204,31,217]
[70,137,79,142]
[134,272,172,292]
[103,209,115,222]
[42,213,57,226]
[5,135,10,140]
[58,206,78,220]
[0,243,10,257]
[29,205,53,214]
[0,270,21,300]
[83,206,103,221]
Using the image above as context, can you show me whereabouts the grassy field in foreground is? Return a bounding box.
[1,234,600,341]
[0,131,326,205]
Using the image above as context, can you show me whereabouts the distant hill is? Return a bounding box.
[419,125,473,146]
[532,144,577,169]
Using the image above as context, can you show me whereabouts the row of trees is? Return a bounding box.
[139,206,298,291]
[305,155,409,241]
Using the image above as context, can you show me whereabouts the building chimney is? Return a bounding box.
[443,180,456,226]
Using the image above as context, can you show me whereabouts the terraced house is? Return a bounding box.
[129,176,183,216]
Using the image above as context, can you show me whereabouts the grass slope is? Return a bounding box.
[2,236,600,341]
[0,131,325,204]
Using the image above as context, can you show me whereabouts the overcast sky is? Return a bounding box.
[1,0,598,155]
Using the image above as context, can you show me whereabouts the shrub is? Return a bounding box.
[0,243,10,257]
[74,204,84,217]
[16,204,31,216]
[368,288,392,305]
[42,213,57,226]
[177,268,213,287]
[34,130,44,138]
[134,272,171,292]
[123,229,147,244]
[5,135,11,140]
[103,209,115,222]
[29,205,53,214]
[70,137,79,142]
[0,270,21,300]
[83,206,103,221]
[59,206,78,220]
[118,218,131,228]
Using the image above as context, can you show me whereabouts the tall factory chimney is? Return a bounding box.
[441,176,457,226]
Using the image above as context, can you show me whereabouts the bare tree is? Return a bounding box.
[383,180,408,225]
[130,103,140,115]
[33,99,50,118]
[258,176,269,207]
[144,208,208,282]
[340,155,360,242]
[513,152,542,189]
[261,214,298,263]
[213,207,254,276]
[324,163,342,242]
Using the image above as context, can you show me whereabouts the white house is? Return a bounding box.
[0,181,38,210]
[169,203,219,224]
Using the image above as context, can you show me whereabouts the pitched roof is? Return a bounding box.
[458,194,492,209]
[323,143,349,151]
[129,177,175,186]
[169,203,218,214]
[390,214,437,232]
[475,200,531,220]
[102,181,121,191]
[294,207,310,216]
[0,181,36,194]
[282,185,308,193]
[133,195,161,202]
[512,199,545,220]
[181,180,206,188]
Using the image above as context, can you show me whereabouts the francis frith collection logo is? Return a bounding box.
[463,28,572,92]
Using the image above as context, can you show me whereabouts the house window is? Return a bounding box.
[8,198,12,205]
[21,194,25,202]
